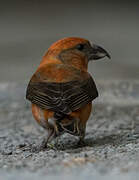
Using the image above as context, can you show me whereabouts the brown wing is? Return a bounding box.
[26,75,98,114]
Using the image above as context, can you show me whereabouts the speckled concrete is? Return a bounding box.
[0,81,139,179]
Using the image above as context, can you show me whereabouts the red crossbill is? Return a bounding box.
[26,37,110,148]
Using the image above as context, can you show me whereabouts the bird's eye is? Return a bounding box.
[76,44,85,51]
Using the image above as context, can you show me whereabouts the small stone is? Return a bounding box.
[53,154,57,158]
[2,149,12,155]
[84,153,88,158]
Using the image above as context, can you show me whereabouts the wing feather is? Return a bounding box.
[26,75,98,114]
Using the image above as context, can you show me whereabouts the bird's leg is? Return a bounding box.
[78,135,85,146]
[78,124,86,146]
[74,118,80,135]
[34,128,55,152]
[41,128,55,148]
[53,136,59,148]
[47,117,62,148]
[48,117,59,135]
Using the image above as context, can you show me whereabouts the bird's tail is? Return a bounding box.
[53,112,79,136]
[54,112,67,121]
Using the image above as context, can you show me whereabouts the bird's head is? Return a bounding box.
[41,37,111,70]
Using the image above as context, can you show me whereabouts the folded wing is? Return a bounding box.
[26,75,98,114]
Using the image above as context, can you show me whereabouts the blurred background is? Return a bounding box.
[0,0,139,83]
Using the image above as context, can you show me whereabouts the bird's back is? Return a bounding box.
[31,63,89,83]
[26,62,98,115]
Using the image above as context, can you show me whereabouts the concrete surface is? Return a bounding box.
[0,80,139,179]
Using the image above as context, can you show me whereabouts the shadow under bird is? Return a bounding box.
[26,37,110,149]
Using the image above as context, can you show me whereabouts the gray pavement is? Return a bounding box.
[0,80,139,179]
[0,1,139,179]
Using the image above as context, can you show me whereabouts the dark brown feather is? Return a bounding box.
[26,76,98,115]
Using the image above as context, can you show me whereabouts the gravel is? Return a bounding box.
[0,80,139,179]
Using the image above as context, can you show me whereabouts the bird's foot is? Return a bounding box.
[47,143,58,150]
[30,138,56,152]
[77,138,86,147]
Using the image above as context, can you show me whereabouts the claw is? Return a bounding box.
[47,143,57,150]
[78,136,86,147]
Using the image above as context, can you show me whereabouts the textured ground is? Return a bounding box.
[0,81,139,179]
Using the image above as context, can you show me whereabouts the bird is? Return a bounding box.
[26,37,110,149]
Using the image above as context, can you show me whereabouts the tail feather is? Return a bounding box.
[54,112,66,121]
